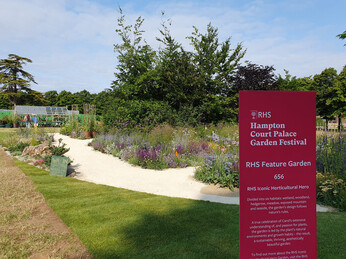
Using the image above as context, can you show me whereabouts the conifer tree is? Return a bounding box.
[0,54,37,106]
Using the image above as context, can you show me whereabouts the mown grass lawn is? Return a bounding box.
[1,129,345,258]
[11,159,346,259]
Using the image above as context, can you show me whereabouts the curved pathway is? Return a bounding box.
[54,134,240,205]
[54,134,335,212]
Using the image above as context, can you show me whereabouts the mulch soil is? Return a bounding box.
[0,148,92,258]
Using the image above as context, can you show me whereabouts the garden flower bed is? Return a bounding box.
[90,123,240,189]
[315,132,346,211]
[88,124,346,210]
[0,128,70,171]
[4,124,343,210]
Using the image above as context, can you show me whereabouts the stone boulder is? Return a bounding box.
[22,141,52,157]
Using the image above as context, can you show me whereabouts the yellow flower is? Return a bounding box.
[322,187,330,192]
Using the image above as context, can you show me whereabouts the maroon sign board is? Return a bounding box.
[239,91,316,259]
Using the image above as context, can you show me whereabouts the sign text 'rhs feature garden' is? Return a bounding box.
[239,91,316,259]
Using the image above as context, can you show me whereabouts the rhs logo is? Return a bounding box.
[251,110,271,119]
[251,110,257,119]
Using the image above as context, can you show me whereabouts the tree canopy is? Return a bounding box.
[0,54,37,106]
[110,10,246,125]
[0,22,344,128]
[337,31,346,41]
[311,67,346,129]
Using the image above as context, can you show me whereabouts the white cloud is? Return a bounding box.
[0,0,116,93]
[0,0,345,94]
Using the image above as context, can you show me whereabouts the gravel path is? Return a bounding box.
[54,133,336,212]
[54,133,240,205]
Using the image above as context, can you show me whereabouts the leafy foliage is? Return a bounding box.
[0,54,37,105]
[108,10,246,126]
[316,133,345,180]
[55,90,76,109]
[337,31,346,40]
[90,123,240,189]
[337,31,346,45]
[316,172,346,211]
[103,99,175,129]
[311,67,345,129]
[232,61,278,91]
[50,138,70,156]
[44,90,58,106]
[277,70,312,91]
[7,142,30,152]
[316,133,346,211]
[195,153,239,190]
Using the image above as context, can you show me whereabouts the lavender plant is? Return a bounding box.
[195,152,239,190]
[90,124,240,174]
[316,133,345,180]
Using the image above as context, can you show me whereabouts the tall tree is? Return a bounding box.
[185,22,246,122]
[92,89,116,115]
[225,61,279,121]
[74,90,94,113]
[277,70,312,91]
[232,61,278,91]
[188,23,246,96]
[18,91,48,106]
[156,16,203,110]
[110,10,246,125]
[0,54,37,106]
[112,8,157,99]
[0,95,11,109]
[55,90,76,110]
[312,68,341,129]
[44,90,58,106]
[335,66,346,130]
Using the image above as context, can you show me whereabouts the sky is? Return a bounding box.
[1,0,345,94]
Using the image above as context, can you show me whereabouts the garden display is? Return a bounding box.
[0,128,70,171]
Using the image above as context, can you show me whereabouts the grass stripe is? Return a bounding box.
[10,158,346,259]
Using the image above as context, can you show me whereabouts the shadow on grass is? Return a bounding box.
[12,158,346,259]
[113,201,240,259]
[15,157,240,258]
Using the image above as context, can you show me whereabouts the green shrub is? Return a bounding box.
[17,128,32,138]
[43,155,52,166]
[103,99,175,129]
[195,153,239,190]
[0,134,19,148]
[8,142,30,153]
[173,105,202,126]
[30,138,41,146]
[50,138,70,156]
[148,124,174,146]
[60,116,81,136]
[316,172,346,211]
[316,133,345,180]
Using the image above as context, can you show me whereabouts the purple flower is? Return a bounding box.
[170,160,177,168]
[136,146,159,161]
[115,143,126,150]
[164,154,177,168]
[201,142,209,151]
[188,141,202,154]
[153,145,162,153]
[211,132,220,143]
[179,162,188,168]
[92,142,105,152]
[175,144,185,155]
